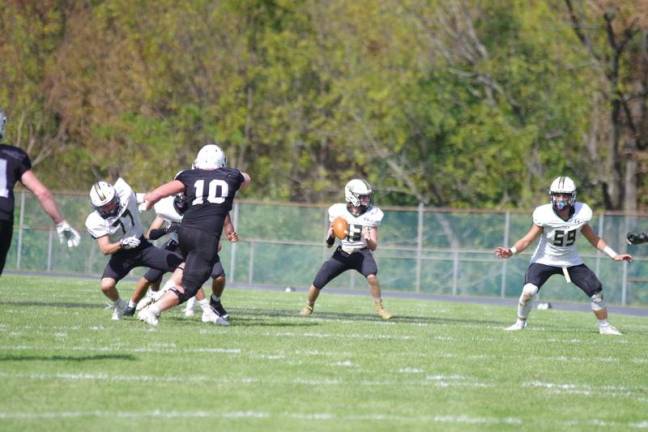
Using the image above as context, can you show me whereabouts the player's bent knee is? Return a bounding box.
[367,274,377,283]
[591,292,607,311]
[99,278,116,292]
[521,283,538,302]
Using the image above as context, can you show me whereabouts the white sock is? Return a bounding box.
[198,299,210,312]
[598,319,610,327]
[113,298,122,306]
[185,296,196,311]
[211,294,220,303]
[149,304,161,317]
[128,300,136,308]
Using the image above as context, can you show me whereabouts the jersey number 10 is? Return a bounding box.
[192,179,229,205]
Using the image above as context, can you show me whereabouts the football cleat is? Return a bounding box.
[184,307,195,318]
[137,307,159,326]
[201,308,229,326]
[122,304,136,317]
[210,299,230,321]
[112,299,127,321]
[626,232,648,245]
[299,304,314,317]
[374,300,393,320]
[504,320,527,331]
[599,324,622,336]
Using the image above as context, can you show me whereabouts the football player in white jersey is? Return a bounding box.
[494,176,632,335]
[85,178,184,320]
[299,179,392,320]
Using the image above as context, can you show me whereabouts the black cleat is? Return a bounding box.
[123,304,136,317]
[627,232,648,245]
[210,298,229,320]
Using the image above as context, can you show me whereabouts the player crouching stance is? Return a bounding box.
[86,178,184,320]
[300,179,392,320]
[495,176,631,335]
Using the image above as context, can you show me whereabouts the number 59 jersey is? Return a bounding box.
[529,202,593,267]
[176,167,244,235]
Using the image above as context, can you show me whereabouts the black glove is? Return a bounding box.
[148,227,168,240]
[627,232,648,245]
[326,235,335,248]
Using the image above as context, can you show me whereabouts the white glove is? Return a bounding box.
[138,200,150,212]
[120,236,141,250]
[56,220,81,248]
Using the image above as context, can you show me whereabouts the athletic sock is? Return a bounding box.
[198,298,210,312]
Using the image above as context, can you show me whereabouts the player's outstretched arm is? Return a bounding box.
[240,172,252,189]
[223,213,238,242]
[20,170,81,247]
[142,180,184,211]
[494,224,543,259]
[581,224,632,262]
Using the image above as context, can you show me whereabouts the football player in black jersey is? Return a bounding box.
[0,108,80,275]
[137,144,251,326]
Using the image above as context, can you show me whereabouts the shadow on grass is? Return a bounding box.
[0,353,136,362]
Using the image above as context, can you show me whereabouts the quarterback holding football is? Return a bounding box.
[299,179,392,320]
[494,176,631,335]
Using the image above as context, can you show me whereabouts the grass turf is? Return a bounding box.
[1,274,648,432]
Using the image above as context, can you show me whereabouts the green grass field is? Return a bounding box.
[1,274,648,432]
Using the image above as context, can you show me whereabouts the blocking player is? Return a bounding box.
[137,144,251,326]
[299,179,392,320]
[494,176,632,335]
[85,178,184,320]
[0,107,81,275]
[126,191,238,324]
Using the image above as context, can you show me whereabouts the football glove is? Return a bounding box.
[56,220,81,248]
[120,236,141,250]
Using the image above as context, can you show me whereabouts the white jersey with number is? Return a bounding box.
[85,178,145,243]
[328,203,384,253]
[529,202,593,267]
[153,196,183,242]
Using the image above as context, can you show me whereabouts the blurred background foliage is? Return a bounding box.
[1,0,647,211]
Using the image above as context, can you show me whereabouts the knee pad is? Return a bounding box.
[521,283,538,302]
[170,285,201,304]
[591,292,607,311]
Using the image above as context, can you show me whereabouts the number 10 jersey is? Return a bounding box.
[529,202,593,267]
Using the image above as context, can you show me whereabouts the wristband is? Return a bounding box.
[509,246,518,255]
[603,246,618,259]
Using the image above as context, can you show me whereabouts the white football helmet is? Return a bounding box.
[549,176,576,211]
[345,179,373,209]
[193,144,226,170]
[90,181,121,218]
[0,108,6,139]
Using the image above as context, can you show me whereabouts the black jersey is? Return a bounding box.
[0,144,32,222]
[176,167,244,234]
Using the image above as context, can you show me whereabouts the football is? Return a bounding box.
[332,217,349,240]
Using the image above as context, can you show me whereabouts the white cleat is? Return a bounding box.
[599,325,622,336]
[184,307,195,318]
[112,299,127,321]
[504,320,527,331]
[138,307,159,327]
[201,308,229,326]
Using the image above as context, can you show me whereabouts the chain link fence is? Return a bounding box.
[5,191,648,306]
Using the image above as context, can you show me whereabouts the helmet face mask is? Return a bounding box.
[549,176,576,211]
[173,193,188,214]
[345,179,373,215]
[90,181,121,219]
[193,144,226,170]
